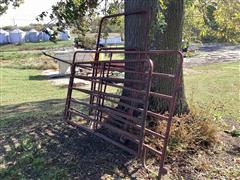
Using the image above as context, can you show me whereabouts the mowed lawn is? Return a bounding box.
[184,62,240,122]
[1,68,67,105]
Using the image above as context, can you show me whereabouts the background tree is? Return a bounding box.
[37,0,100,41]
[125,0,188,114]
[184,0,240,43]
[213,0,240,43]
[0,0,23,15]
[38,0,125,42]
[2,23,46,31]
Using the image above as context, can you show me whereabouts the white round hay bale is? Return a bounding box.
[9,29,25,44]
[0,29,9,44]
[27,29,39,42]
[38,31,50,41]
[58,30,69,41]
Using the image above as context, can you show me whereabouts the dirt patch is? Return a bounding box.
[165,131,240,179]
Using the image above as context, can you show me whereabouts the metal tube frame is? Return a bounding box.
[64,50,183,179]
[43,10,183,180]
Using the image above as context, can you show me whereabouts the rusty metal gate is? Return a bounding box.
[42,10,183,179]
[63,50,183,179]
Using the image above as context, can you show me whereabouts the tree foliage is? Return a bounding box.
[2,23,45,31]
[213,0,240,43]
[184,0,240,43]
[37,0,101,41]
[37,0,239,43]
[0,0,23,15]
[37,0,125,42]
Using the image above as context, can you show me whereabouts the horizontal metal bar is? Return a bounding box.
[75,64,93,70]
[104,97,143,113]
[72,96,143,116]
[145,128,165,139]
[74,75,146,84]
[101,113,141,130]
[42,51,72,65]
[71,91,143,113]
[98,106,142,125]
[107,67,148,75]
[69,108,140,143]
[146,111,169,121]
[143,143,163,156]
[73,50,182,56]
[66,120,137,155]
[105,82,147,95]
[103,64,125,68]
[74,58,151,65]
[71,98,95,109]
[100,10,148,22]
[149,92,173,101]
[72,88,144,104]
[152,72,175,79]
[70,98,143,126]
[99,47,136,51]
[72,76,148,96]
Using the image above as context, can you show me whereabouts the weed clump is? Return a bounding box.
[168,112,219,153]
[146,103,220,158]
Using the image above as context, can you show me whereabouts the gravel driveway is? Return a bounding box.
[184,44,240,67]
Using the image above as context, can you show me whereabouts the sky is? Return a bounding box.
[0,0,60,27]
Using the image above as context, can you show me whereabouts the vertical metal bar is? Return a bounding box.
[64,51,79,119]
[64,63,76,120]
[158,52,183,179]
[89,56,99,115]
[94,63,105,130]
[95,11,149,52]
[99,52,113,122]
[138,59,153,157]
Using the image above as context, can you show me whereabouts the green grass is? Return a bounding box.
[184,62,240,122]
[1,51,58,70]
[1,68,67,105]
[1,61,239,120]
[0,62,73,178]
[1,52,42,61]
[0,65,86,127]
[0,40,72,52]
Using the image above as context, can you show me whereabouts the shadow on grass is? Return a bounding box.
[0,99,140,179]
[29,74,70,81]
[29,75,50,80]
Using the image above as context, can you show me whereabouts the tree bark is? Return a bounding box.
[124,0,189,114]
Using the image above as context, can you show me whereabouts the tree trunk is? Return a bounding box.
[124,0,189,114]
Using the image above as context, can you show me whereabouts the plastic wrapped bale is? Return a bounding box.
[58,31,69,41]
[0,29,9,44]
[27,29,39,42]
[9,29,25,44]
[38,31,50,41]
